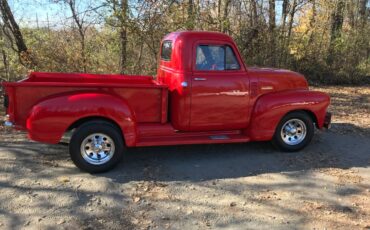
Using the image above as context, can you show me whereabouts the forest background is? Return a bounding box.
[0,0,369,84]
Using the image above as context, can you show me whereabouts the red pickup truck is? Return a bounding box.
[2,31,331,173]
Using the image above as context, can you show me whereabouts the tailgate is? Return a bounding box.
[1,83,18,128]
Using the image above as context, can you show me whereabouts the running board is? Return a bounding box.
[209,135,229,140]
[136,134,250,147]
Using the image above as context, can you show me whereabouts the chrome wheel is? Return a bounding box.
[80,133,115,165]
[280,119,307,145]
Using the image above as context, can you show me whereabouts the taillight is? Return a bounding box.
[4,94,9,108]
[4,114,13,127]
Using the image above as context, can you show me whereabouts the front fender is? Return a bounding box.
[248,89,330,141]
[26,92,137,146]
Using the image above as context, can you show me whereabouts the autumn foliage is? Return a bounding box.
[0,0,369,84]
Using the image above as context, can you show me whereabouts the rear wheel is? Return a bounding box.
[69,120,124,173]
[272,111,314,152]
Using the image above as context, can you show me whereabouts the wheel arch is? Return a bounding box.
[247,89,330,141]
[67,116,122,132]
[283,109,319,129]
[26,91,138,146]
[65,116,125,143]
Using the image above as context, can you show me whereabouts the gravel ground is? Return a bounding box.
[0,86,369,230]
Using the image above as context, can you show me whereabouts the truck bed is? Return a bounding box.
[3,72,168,129]
[24,72,158,84]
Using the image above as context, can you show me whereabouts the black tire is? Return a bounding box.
[69,120,124,173]
[272,111,314,152]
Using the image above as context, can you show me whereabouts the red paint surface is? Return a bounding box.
[2,31,330,147]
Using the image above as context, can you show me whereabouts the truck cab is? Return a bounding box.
[2,31,331,173]
[158,32,251,131]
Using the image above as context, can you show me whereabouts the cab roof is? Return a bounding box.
[163,31,234,43]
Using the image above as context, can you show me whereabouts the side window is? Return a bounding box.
[225,46,240,70]
[196,45,225,71]
[196,45,240,71]
[161,40,172,61]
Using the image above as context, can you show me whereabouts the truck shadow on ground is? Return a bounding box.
[106,123,369,183]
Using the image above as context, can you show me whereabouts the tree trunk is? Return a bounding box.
[287,0,297,47]
[330,0,345,42]
[259,0,264,22]
[358,0,369,68]
[268,0,276,66]
[119,0,128,74]
[307,0,317,47]
[347,0,355,28]
[194,0,200,28]
[80,36,86,73]
[221,0,231,33]
[279,0,289,66]
[248,0,259,60]
[67,0,87,72]
[1,49,10,81]
[217,0,222,31]
[250,0,258,27]
[281,0,289,34]
[359,0,368,28]
[187,0,194,30]
[134,42,144,73]
[283,0,297,65]
[0,0,36,68]
[327,0,345,65]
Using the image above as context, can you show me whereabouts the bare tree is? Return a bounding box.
[0,26,10,80]
[221,0,231,33]
[268,0,276,66]
[107,0,128,74]
[187,0,195,30]
[347,0,355,28]
[65,0,88,72]
[250,0,259,28]
[327,0,345,65]
[0,0,36,68]
[1,49,9,80]
[359,0,368,29]
[119,0,128,74]
[0,0,368,83]
[330,0,345,41]
[278,0,289,66]
[281,0,289,34]
[282,0,298,65]
[302,0,317,58]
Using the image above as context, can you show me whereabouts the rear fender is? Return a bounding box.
[26,92,137,146]
[247,90,330,141]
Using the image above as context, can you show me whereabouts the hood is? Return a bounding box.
[248,67,308,92]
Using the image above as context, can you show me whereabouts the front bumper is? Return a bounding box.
[323,112,332,129]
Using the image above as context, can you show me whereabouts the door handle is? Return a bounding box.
[194,77,207,81]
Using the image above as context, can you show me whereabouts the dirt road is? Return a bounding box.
[0,86,369,230]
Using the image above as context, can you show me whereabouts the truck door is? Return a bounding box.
[189,42,250,131]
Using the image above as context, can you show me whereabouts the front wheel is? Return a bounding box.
[272,111,314,152]
[69,121,124,173]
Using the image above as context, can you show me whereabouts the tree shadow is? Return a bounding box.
[1,122,368,183]
[0,122,369,229]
